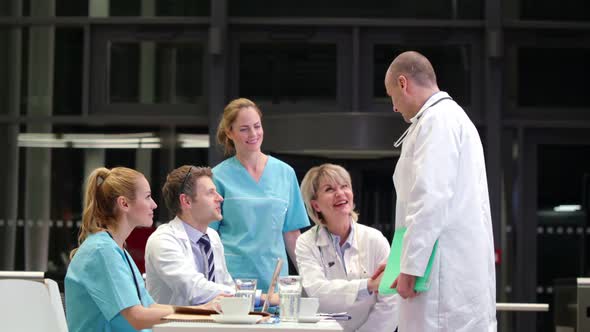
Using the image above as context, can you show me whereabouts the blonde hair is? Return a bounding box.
[70,167,143,258]
[300,163,358,226]
[162,165,213,216]
[216,98,262,156]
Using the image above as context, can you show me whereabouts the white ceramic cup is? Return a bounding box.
[299,297,320,317]
[220,297,251,317]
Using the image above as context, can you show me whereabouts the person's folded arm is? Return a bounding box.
[120,304,174,330]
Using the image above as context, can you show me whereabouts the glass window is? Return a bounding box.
[57,0,88,16]
[0,28,12,113]
[54,28,83,115]
[229,0,482,19]
[239,43,337,103]
[109,42,204,104]
[374,45,472,107]
[518,48,589,108]
[521,0,590,21]
[0,1,13,16]
[19,27,83,116]
[537,145,590,210]
[536,144,590,331]
[156,0,210,17]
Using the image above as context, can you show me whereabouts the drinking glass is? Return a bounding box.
[278,276,302,322]
[235,278,257,311]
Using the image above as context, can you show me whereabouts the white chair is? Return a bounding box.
[0,278,68,332]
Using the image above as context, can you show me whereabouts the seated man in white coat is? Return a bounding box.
[296,163,398,332]
[145,165,235,305]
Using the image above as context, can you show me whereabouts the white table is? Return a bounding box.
[154,321,343,332]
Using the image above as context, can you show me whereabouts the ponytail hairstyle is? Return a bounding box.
[70,167,142,258]
[216,98,262,156]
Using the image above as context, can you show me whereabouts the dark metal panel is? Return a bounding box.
[262,113,407,155]
[485,0,504,326]
[516,127,538,331]
[504,119,590,129]
[0,114,208,125]
[228,17,485,28]
[504,20,590,30]
[351,27,360,111]
[81,24,90,116]
[0,16,211,26]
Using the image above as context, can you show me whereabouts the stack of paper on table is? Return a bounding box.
[162,306,270,323]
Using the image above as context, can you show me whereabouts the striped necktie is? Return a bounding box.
[198,234,216,282]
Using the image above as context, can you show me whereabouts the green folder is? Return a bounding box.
[378,227,438,295]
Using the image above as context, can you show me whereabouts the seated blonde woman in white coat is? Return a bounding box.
[296,164,398,332]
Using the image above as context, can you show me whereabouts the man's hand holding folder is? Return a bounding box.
[391,273,418,299]
[372,227,438,298]
[371,265,418,299]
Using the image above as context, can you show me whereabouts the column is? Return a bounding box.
[0,0,22,270]
[23,0,55,271]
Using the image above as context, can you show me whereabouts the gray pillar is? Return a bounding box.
[136,149,153,183]
[485,0,510,330]
[140,0,156,104]
[24,0,55,271]
[0,0,22,270]
[83,150,106,183]
[207,0,227,166]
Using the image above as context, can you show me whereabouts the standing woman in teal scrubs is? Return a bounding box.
[212,98,310,291]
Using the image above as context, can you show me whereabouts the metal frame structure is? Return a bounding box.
[1,1,590,330]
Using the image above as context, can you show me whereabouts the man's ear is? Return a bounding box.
[398,75,407,90]
[179,193,191,208]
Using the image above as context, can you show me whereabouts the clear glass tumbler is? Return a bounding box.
[278,276,302,322]
[235,278,257,311]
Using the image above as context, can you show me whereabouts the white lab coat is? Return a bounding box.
[295,223,399,332]
[144,217,235,305]
[393,91,497,331]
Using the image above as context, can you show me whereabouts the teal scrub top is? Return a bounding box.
[212,156,310,291]
[65,232,155,332]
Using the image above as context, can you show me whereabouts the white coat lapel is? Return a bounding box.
[169,217,195,263]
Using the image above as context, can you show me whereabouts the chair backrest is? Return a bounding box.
[45,278,69,332]
[0,279,68,332]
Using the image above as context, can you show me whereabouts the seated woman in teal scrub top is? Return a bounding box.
[212,98,310,291]
[65,167,214,332]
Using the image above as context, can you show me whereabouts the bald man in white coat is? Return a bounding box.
[380,51,497,331]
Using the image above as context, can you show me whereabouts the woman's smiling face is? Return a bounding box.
[227,106,264,154]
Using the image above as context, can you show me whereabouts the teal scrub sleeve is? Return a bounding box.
[88,246,143,321]
[283,169,311,232]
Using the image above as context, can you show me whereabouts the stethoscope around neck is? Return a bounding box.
[316,223,367,278]
[393,95,453,148]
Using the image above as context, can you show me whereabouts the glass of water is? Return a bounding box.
[278,275,302,322]
[235,278,257,311]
